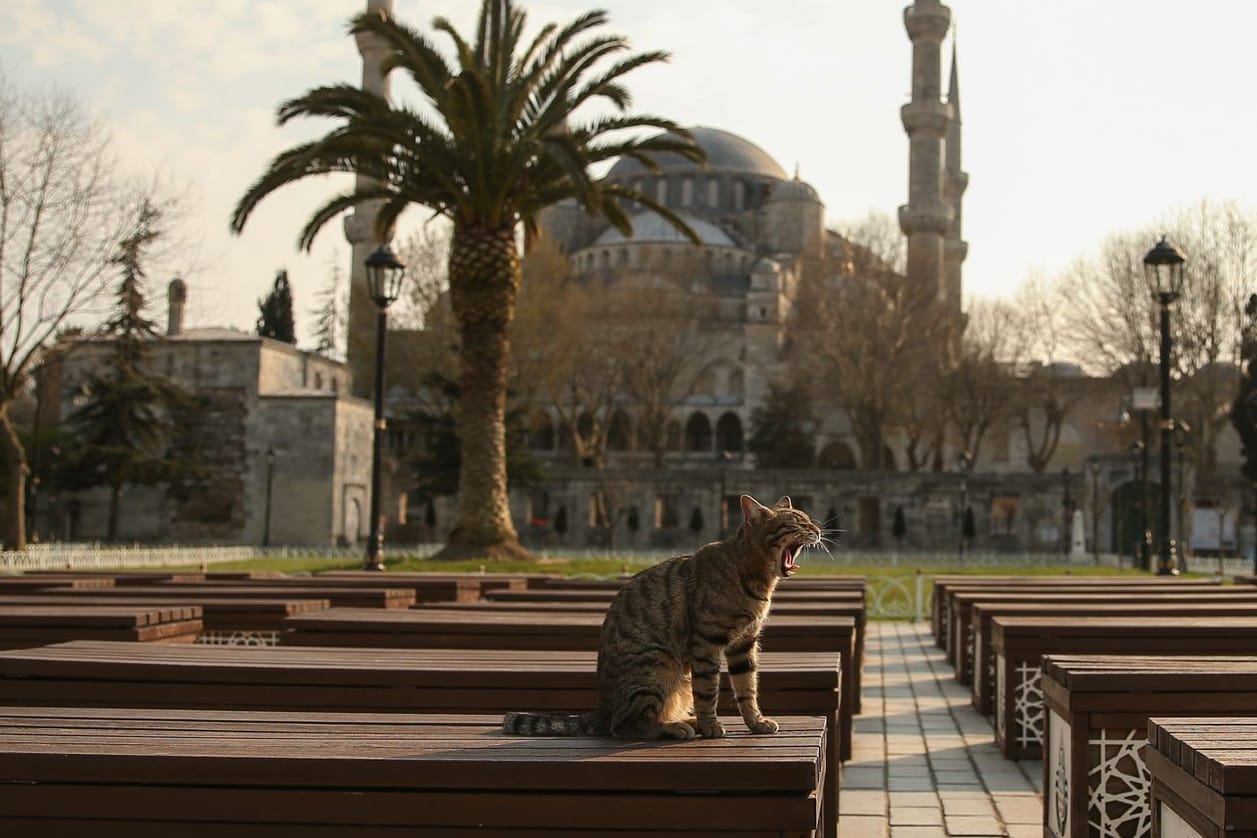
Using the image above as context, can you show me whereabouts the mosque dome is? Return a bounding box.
[769,177,821,203]
[606,126,787,180]
[594,211,736,247]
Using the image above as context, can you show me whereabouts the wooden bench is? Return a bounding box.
[929,576,1221,650]
[181,574,482,603]
[0,706,826,836]
[940,580,1224,664]
[963,594,1257,714]
[0,577,115,593]
[0,641,840,837]
[472,587,864,713]
[1042,655,1257,837]
[992,615,1257,760]
[0,605,202,649]
[282,606,859,761]
[0,595,329,646]
[1146,717,1257,838]
[319,569,561,596]
[48,583,414,609]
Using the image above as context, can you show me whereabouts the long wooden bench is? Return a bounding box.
[940,580,1224,663]
[0,641,841,837]
[963,593,1257,713]
[176,574,481,603]
[0,576,116,593]
[991,615,1257,760]
[0,605,202,649]
[0,595,329,646]
[475,587,869,713]
[0,706,827,836]
[45,583,414,609]
[538,575,866,591]
[929,576,1221,650]
[318,569,561,596]
[282,606,859,761]
[1041,655,1257,838]
[1146,717,1257,838]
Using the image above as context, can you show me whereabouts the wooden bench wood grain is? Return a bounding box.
[963,594,1257,714]
[45,583,414,609]
[992,615,1257,760]
[282,606,858,761]
[0,605,202,649]
[0,706,827,836]
[1146,717,1257,838]
[1041,655,1257,838]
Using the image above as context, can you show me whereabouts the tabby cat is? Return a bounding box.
[502,493,822,739]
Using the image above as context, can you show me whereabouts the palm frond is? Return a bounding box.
[297,186,394,252]
[601,181,703,246]
[350,12,456,108]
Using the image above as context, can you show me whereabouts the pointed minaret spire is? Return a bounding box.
[943,32,969,326]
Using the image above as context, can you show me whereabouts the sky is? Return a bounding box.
[2,0,1256,348]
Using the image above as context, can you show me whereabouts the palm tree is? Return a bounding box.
[231,1,703,560]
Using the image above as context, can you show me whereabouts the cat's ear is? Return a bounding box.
[774,496,793,510]
[740,494,769,523]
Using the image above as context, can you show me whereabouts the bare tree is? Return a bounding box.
[0,80,170,549]
[1008,278,1081,473]
[944,298,1020,463]
[392,221,452,330]
[1058,201,1257,472]
[798,214,940,470]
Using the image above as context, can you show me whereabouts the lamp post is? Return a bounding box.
[1087,456,1101,565]
[363,243,407,571]
[956,450,973,561]
[1144,236,1186,575]
[1173,420,1192,574]
[262,446,276,548]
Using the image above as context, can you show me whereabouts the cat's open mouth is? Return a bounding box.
[781,545,802,577]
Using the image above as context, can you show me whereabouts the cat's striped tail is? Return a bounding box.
[501,711,600,736]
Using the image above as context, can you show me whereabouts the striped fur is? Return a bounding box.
[501,494,822,738]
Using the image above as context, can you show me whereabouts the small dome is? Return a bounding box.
[769,178,821,203]
[607,126,787,180]
[594,211,735,247]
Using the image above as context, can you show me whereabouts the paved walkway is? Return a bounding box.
[837,621,1043,837]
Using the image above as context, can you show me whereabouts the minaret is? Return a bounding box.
[898,0,953,310]
[344,0,393,395]
[943,40,969,321]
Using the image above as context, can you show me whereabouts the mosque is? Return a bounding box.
[33,0,1250,563]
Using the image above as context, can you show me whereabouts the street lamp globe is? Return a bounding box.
[1143,236,1186,301]
[365,244,406,308]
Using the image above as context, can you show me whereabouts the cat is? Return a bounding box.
[502,493,822,739]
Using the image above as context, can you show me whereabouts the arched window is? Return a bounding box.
[681,177,693,206]
[607,409,632,451]
[528,412,556,451]
[655,178,668,204]
[818,441,857,470]
[707,178,719,206]
[685,412,712,452]
[715,412,743,453]
[733,180,746,209]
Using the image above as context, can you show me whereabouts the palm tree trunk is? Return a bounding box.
[0,403,27,551]
[437,225,531,560]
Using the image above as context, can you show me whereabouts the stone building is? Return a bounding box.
[36,281,373,546]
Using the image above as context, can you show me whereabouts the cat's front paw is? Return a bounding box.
[698,718,726,738]
[747,717,779,735]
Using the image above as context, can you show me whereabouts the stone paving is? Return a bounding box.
[836,621,1043,837]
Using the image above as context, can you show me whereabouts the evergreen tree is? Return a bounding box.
[257,269,296,343]
[311,264,346,360]
[64,202,192,540]
[747,383,818,469]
